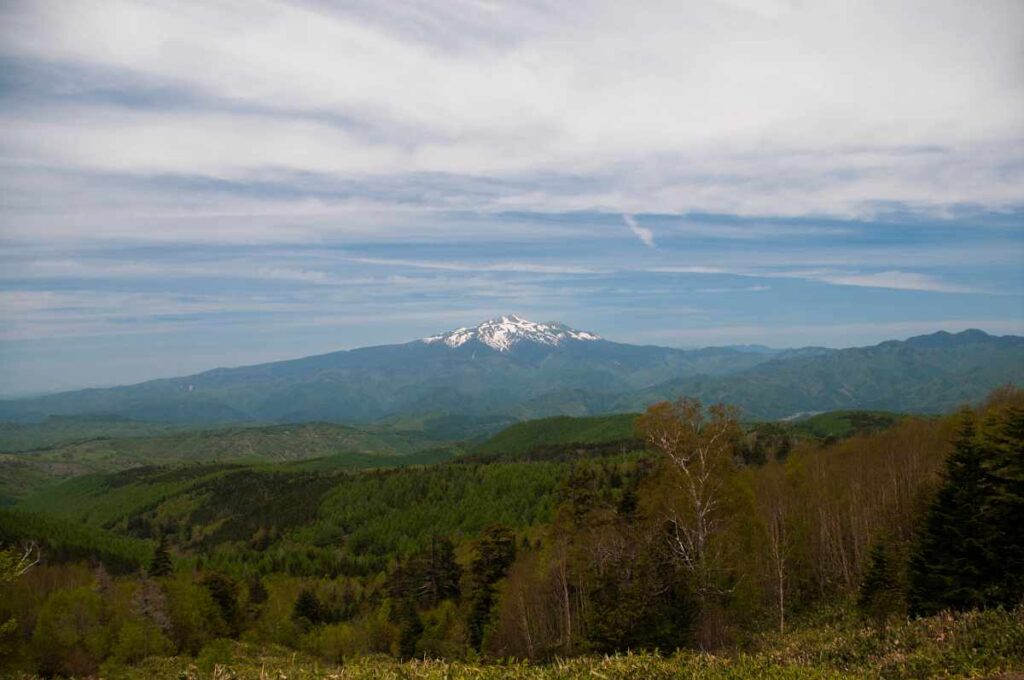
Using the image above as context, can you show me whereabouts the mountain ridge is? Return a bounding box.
[0,320,1019,423]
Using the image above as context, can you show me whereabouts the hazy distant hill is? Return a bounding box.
[0,316,1019,424]
[618,329,1024,418]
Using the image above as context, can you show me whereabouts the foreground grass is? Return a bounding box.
[57,608,1022,680]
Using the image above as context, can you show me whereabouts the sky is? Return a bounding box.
[0,0,1022,396]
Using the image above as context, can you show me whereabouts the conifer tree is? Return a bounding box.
[201,572,240,634]
[248,573,269,606]
[466,525,516,650]
[419,535,461,607]
[979,403,1024,606]
[149,534,173,577]
[292,587,322,625]
[908,412,998,616]
[395,597,424,659]
[858,542,904,625]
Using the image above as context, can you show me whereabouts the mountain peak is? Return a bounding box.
[422,314,600,352]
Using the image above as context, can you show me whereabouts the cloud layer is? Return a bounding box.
[0,0,1022,393]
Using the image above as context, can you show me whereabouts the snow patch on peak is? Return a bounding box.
[422,314,601,352]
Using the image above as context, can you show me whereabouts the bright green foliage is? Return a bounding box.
[162,576,229,655]
[109,617,173,664]
[0,509,151,573]
[309,462,565,558]
[32,587,109,676]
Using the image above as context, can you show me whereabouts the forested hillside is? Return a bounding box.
[0,422,462,505]
[1,387,1021,677]
[621,330,1024,418]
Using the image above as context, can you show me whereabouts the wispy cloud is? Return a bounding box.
[623,214,656,248]
[695,285,771,294]
[797,270,981,294]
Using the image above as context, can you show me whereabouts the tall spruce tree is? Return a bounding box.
[394,597,424,659]
[858,542,905,625]
[292,587,323,626]
[979,403,1024,607]
[419,535,461,607]
[908,411,999,615]
[148,534,173,577]
[466,525,516,650]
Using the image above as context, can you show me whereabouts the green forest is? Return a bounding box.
[1,388,1022,678]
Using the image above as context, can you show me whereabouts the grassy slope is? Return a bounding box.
[90,608,1024,679]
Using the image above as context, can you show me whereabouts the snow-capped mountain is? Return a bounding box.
[422,314,600,352]
[2,325,1018,426]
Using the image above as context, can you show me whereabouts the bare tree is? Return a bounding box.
[753,462,791,634]
[0,541,40,583]
[637,399,740,606]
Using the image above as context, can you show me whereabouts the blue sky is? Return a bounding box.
[0,0,1022,395]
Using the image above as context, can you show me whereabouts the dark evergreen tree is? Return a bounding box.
[148,534,173,577]
[387,557,413,600]
[248,573,269,606]
[201,572,240,634]
[292,587,323,626]
[585,547,693,653]
[908,412,999,616]
[563,466,597,525]
[465,525,516,650]
[980,404,1024,607]
[617,484,639,519]
[394,597,424,659]
[418,536,461,607]
[858,542,905,625]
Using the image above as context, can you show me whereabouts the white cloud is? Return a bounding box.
[0,0,1020,242]
[798,270,980,294]
[623,214,656,248]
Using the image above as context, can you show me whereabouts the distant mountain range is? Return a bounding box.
[1,316,1020,423]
